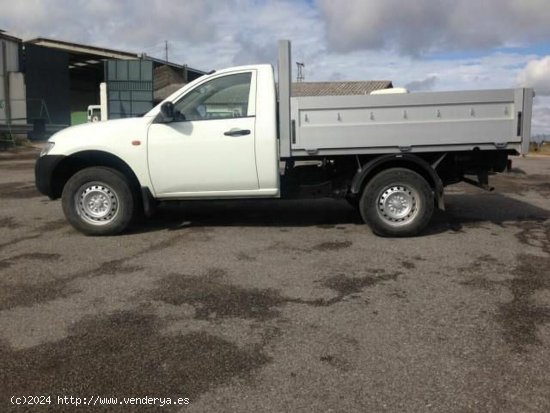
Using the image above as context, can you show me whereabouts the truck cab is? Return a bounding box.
[146,64,279,198]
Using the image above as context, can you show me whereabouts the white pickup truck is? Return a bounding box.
[35,41,533,237]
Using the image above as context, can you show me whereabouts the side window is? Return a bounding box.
[173,72,252,121]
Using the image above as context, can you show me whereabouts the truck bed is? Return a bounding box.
[286,88,533,157]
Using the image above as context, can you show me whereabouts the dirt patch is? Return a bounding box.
[0,279,70,311]
[13,252,59,261]
[85,258,143,277]
[319,354,351,371]
[0,252,60,271]
[388,289,408,300]
[60,233,205,282]
[532,182,550,195]
[312,240,352,251]
[497,245,550,352]
[146,231,211,253]
[321,271,399,297]
[0,252,68,310]
[0,234,41,252]
[460,276,496,290]
[0,217,21,229]
[150,271,286,321]
[0,311,271,412]
[458,254,501,275]
[205,267,226,278]
[150,267,400,318]
[459,223,550,352]
[286,271,401,307]
[0,181,41,199]
[37,219,67,232]
[401,260,416,269]
[236,252,256,261]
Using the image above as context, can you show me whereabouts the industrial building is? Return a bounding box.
[23,38,206,139]
[1,32,206,142]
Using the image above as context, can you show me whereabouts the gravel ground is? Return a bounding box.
[0,148,549,412]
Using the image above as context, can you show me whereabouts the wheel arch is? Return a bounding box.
[350,154,445,210]
[50,150,142,201]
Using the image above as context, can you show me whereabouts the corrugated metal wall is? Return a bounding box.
[24,44,70,127]
[105,60,153,119]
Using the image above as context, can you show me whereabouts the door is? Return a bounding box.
[147,71,259,196]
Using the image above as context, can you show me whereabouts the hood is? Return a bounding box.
[46,116,152,157]
[50,117,147,143]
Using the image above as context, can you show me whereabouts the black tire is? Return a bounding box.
[359,168,434,237]
[62,167,135,235]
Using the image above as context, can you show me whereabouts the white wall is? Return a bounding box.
[1,38,25,124]
[9,72,26,124]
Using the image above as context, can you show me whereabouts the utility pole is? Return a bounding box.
[296,62,305,82]
[164,40,168,62]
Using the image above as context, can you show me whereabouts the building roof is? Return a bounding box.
[26,37,206,74]
[0,29,22,43]
[292,81,393,97]
[27,37,141,60]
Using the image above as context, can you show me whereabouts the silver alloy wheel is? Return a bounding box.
[376,184,420,227]
[75,183,119,226]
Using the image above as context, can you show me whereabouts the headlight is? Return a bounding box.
[40,142,55,157]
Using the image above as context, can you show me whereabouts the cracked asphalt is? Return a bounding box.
[1,148,549,412]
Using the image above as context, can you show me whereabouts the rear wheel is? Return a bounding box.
[62,167,135,235]
[359,168,434,237]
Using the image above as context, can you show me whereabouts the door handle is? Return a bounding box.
[224,129,251,137]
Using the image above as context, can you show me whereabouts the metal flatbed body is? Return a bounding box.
[289,89,532,157]
[276,41,533,159]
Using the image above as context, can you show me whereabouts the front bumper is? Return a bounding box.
[35,155,65,199]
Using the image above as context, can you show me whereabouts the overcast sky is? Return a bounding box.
[1,0,550,134]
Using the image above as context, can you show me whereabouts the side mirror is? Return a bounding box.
[160,102,175,122]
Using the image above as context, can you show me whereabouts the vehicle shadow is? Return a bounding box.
[428,192,550,235]
[129,192,549,236]
[130,198,362,234]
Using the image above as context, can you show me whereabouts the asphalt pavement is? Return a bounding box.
[0,148,549,412]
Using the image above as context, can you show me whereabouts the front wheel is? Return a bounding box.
[359,168,434,237]
[62,167,135,235]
